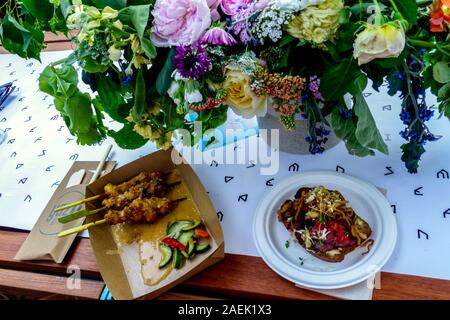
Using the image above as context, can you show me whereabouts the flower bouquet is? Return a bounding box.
[0,0,449,173]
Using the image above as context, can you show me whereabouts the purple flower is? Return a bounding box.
[200,27,237,46]
[308,76,324,101]
[173,44,212,80]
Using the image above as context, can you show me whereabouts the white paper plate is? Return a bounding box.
[253,171,397,290]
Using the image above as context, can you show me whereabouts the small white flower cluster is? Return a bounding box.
[251,5,295,44]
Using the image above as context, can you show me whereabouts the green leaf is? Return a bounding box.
[393,0,418,24]
[320,58,363,101]
[352,91,389,155]
[60,0,72,18]
[132,68,146,123]
[331,109,374,157]
[92,0,127,9]
[21,0,54,22]
[108,123,148,149]
[156,48,176,95]
[433,62,450,84]
[82,57,110,73]
[64,92,94,134]
[141,37,157,59]
[39,64,78,98]
[118,5,150,39]
[95,74,131,123]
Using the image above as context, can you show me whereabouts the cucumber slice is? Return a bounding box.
[167,220,193,237]
[158,244,173,269]
[195,243,211,253]
[173,249,183,269]
[181,220,202,231]
[178,230,194,246]
[187,238,196,256]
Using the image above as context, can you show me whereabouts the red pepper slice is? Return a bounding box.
[161,237,187,252]
[195,227,210,238]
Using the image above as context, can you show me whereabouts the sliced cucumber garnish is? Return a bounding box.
[167,220,193,237]
[181,220,202,231]
[173,249,183,269]
[158,244,173,269]
[195,243,211,253]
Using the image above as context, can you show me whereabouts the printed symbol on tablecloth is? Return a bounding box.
[289,163,300,172]
[430,104,438,110]
[384,166,394,176]
[42,95,49,101]
[24,116,32,122]
[26,62,33,67]
[48,103,54,109]
[18,177,28,185]
[9,71,16,76]
[46,165,55,172]
[16,163,24,170]
[246,161,255,169]
[5,63,12,68]
[417,229,429,240]
[437,169,449,179]
[66,138,74,144]
[391,205,396,214]
[238,194,248,202]
[7,138,15,144]
[10,151,17,158]
[266,178,274,186]
[233,144,240,151]
[224,176,234,183]
[12,79,18,83]
[58,125,64,131]
[382,105,392,111]
[209,160,218,167]
[21,106,28,111]
[24,195,32,202]
[51,181,60,188]
[4,128,11,132]
[18,97,25,102]
[414,187,424,196]
[217,211,223,222]
[30,70,36,75]
[29,126,36,133]
[385,134,392,141]
[34,137,42,143]
[443,209,450,218]
[363,92,372,98]
[50,114,59,120]
[69,153,79,161]
[38,150,46,157]
[336,165,345,173]
[0,117,7,123]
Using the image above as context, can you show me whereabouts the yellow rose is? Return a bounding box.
[353,23,406,65]
[224,65,268,118]
[288,0,344,44]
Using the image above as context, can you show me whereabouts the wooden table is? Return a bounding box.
[1,35,450,301]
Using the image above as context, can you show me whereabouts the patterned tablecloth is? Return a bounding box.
[0,50,449,281]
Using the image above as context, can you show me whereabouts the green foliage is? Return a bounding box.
[393,0,418,24]
[119,5,150,39]
[132,68,146,123]
[108,123,148,149]
[156,48,176,95]
[21,0,54,22]
[95,74,132,123]
[320,58,363,101]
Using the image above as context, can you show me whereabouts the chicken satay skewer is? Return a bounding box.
[54,171,175,212]
[58,181,182,224]
[57,197,187,238]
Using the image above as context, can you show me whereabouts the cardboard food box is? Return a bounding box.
[84,149,225,300]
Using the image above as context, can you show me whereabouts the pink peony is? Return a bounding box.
[220,0,252,16]
[151,0,212,47]
[207,0,221,21]
[254,0,272,10]
[200,27,237,46]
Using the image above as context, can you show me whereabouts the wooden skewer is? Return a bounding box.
[58,219,106,238]
[58,206,106,224]
[57,197,187,238]
[54,194,103,212]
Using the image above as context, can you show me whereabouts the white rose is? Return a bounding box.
[272,0,326,11]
